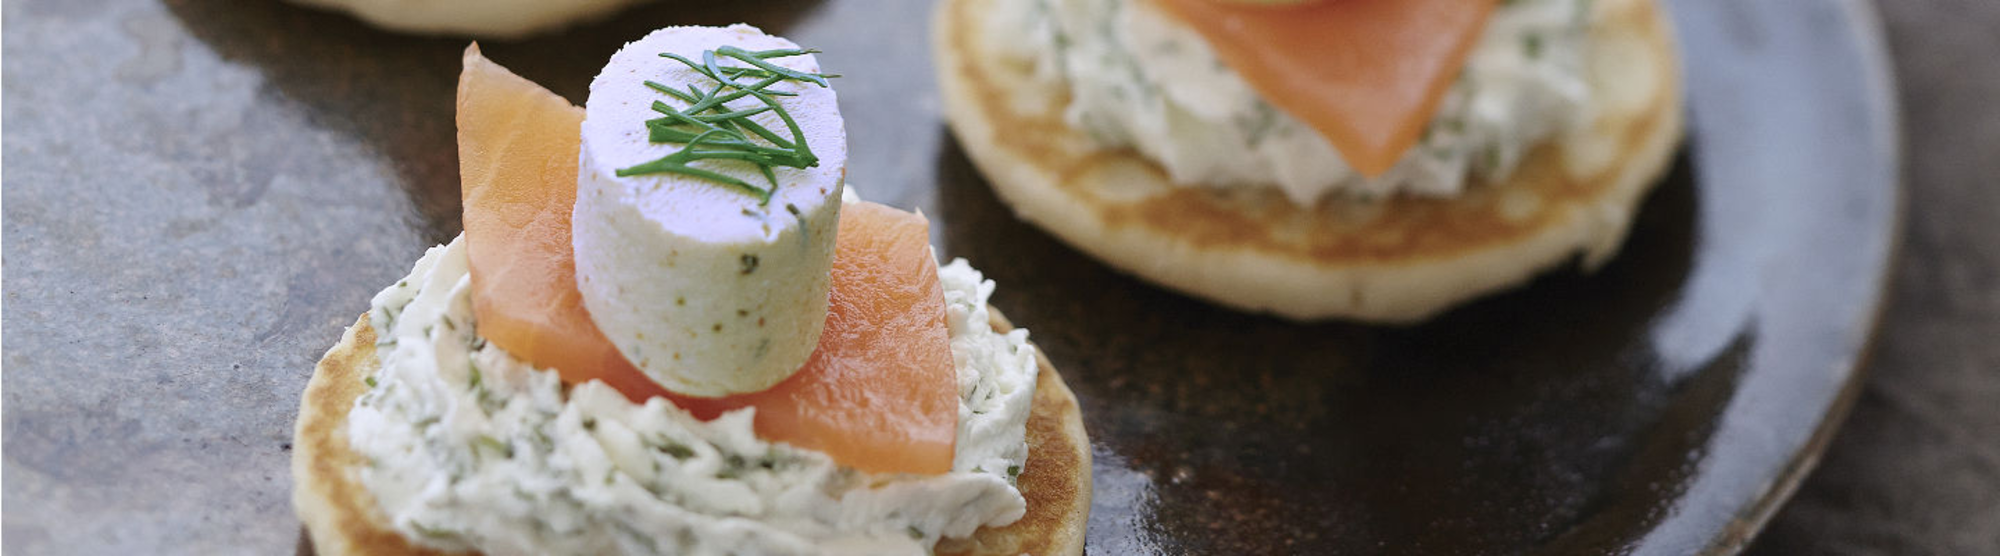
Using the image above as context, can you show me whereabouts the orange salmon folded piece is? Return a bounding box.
[457,44,675,402]
[1153,0,1499,177]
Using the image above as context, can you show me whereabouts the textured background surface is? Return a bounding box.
[1747,1,2000,554]
[0,0,1991,554]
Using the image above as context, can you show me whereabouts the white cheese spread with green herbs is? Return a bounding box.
[997,0,1594,202]
[348,232,1039,555]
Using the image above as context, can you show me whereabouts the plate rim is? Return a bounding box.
[1693,0,1906,552]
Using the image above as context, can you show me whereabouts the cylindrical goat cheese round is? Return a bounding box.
[574,25,845,397]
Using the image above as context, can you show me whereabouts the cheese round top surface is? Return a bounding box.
[574,24,847,397]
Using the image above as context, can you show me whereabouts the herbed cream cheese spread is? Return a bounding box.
[996,0,1594,202]
[348,234,1039,555]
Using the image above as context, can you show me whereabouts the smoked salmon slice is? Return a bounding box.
[1154,0,1499,177]
[456,44,674,403]
[456,46,957,475]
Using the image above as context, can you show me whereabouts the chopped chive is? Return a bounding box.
[620,46,834,204]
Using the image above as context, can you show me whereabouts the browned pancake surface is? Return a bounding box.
[293,311,1090,556]
[934,0,1684,321]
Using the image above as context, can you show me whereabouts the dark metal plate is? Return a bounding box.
[0,0,1897,554]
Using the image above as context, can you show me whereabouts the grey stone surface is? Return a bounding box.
[1,0,425,552]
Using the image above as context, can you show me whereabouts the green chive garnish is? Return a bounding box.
[617,47,836,205]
